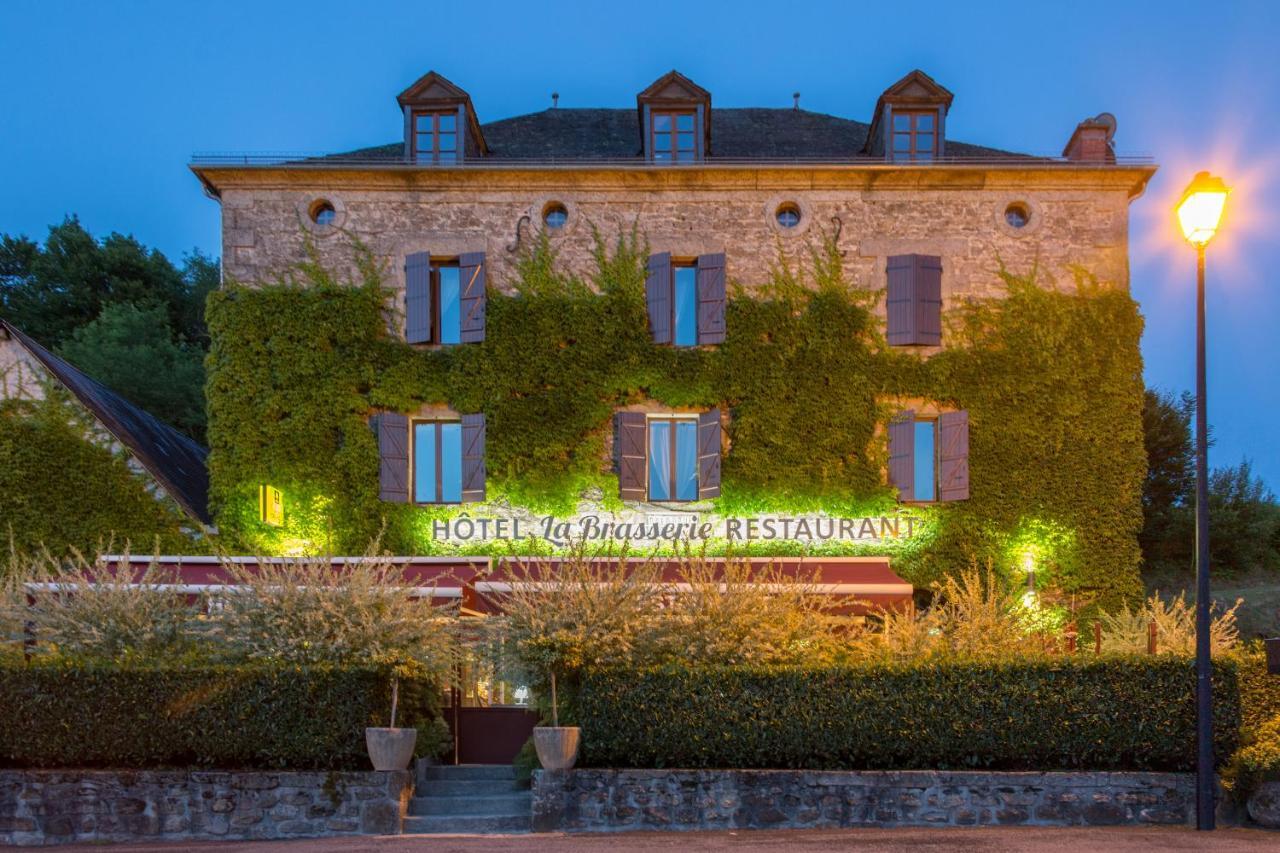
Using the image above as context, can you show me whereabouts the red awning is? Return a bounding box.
[97,554,913,616]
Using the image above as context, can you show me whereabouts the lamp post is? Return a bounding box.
[1175,170,1229,831]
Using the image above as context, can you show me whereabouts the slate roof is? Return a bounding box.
[1,320,212,527]
[329,107,1027,162]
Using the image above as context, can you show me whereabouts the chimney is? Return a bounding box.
[792,91,800,110]
[1063,113,1116,163]
[551,92,559,109]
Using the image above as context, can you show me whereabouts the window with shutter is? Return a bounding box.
[460,413,486,503]
[645,253,673,345]
[886,254,942,346]
[889,409,970,503]
[458,253,486,343]
[938,409,970,502]
[615,412,648,500]
[696,253,726,345]
[697,408,722,499]
[373,413,410,503]
[405,253,432,344]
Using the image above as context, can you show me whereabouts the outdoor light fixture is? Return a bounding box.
[1176,172,1230,246]
[1177,170,1229,832]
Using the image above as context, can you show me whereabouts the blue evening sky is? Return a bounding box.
[2,1,1277,486]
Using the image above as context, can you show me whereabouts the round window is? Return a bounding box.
[543,202,569,230]
[311,200,337,226]
[775,203,802,229]
[1005,202,1031,229]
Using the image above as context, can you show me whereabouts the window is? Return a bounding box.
[912,420,938,502]
[888,409,969,503]
[543,202,568,230]
[405,252,486,345]
[673,264,698,346]
[775,203,801,229]
[413,420,463,504]
[652,111,697,162]
[1005,202,1031,229]
[891,110,938,162]
[644,253,726,346]
[647,417,700,501]
[310,200,336,226]
[413,110,459,164]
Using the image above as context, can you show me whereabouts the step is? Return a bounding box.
[415,778,528,796]
[402,813,532,834]
[419,763,516,782]
[411,792,531,817]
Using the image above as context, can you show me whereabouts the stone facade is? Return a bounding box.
[530,769,1200,832]
[0,769,412,846]
[207,165,1151,343]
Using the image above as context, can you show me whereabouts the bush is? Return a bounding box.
[0,660,440,769]
[1222,645,1280,797]
[576,658,1240,772]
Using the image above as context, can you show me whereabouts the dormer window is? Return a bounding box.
[891,111,938,162]
[637,71,711,164]
[863,70,954,163]
[397,71,488,164]
[413,111,458,164]
[652,111,697,162]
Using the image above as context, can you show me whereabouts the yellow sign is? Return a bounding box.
[258,485,284,527]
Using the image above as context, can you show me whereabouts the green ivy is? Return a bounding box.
[205,232,1145,607]
[0,392,199,557]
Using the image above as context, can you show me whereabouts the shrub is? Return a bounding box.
[1223,714,1280,797]
[1097,592,1240,656]
[575,658,1240,772]
[0,661,439,769]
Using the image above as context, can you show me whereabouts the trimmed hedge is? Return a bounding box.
[576,658,1240,772]
[0,661,438,770]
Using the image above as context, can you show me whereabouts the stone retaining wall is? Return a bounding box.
[0,769,412,846]
[531,769,1199,831]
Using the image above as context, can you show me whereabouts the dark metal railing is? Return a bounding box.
[190,151,1155,169]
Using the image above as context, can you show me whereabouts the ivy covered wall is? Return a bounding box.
[205,232,1145,608]
[0,393,200,557]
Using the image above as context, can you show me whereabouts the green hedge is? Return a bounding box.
[576,659,1240,772]
[0,661,438,769]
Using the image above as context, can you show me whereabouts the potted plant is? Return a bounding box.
[366,673,418,771]
[532,670,580,771]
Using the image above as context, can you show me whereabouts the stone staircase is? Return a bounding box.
[404,763,532,834]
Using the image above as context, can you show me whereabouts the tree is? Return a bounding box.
[0,217,217,348]
[59,302,207,441]
[1140,388,1196,568]
[1209,461,1280,575]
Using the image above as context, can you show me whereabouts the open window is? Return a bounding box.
[888,409,969,502]
[616,410,721,502]
[372,412,485,504]
[405,252,486,345]
[645,253,726,346]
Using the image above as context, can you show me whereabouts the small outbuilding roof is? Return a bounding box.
[1,319,211,527]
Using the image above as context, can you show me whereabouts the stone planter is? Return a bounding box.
[533,726,580,770]
[365,727,417,771]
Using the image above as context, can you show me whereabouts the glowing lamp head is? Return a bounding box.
[1176,171,1229,246]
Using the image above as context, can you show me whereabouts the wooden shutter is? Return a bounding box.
[372,413,409,503]
[696,253,727,345]
[458,252,486,343]
[645,253,672,345]
[460,413,486,503]
[886,254,942,346]
[615,412,648,500]
[697,408,722,499]
[915,255,943,346]
[405,252,432,344]
[938,409,970,502]
[887,410,915,502]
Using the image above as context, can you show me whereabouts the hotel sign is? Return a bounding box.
[432,512,921,547]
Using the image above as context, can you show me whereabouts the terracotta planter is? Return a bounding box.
[533,726,580,770]
[365,727,418,771]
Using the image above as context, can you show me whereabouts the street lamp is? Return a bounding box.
[1176,170,1229,832]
